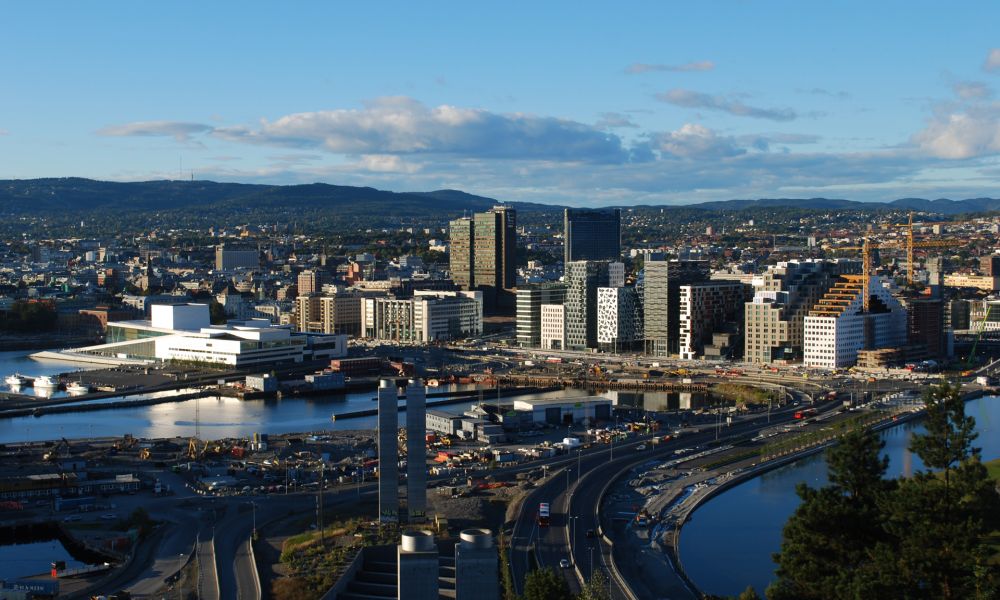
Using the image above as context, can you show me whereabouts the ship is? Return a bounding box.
[33,375,59,389]
[5,374,28,387]
[66,381,91,395]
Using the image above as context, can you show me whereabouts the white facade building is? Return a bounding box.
[150,303,209,331]
[596,287,642,352]
[803,275,907,369]
[540,304,566,350]
[361,291,482,342]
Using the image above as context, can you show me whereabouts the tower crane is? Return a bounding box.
[824,236,962,312]
[891,211,975,284]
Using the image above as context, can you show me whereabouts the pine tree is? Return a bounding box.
[880,380,1000,599]
[768,427,892,599]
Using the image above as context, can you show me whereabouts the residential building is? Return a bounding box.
[643,259,710,356]
[981,255,1000,276]
[515,283,566,347]
[678,281,749,360]
[596,286,642,352]
[297,269,324,296]
[563,208,621,264]
[744,259,860,364]
[803,275,907,368]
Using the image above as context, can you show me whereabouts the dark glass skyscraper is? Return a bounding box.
[563,208,621,265]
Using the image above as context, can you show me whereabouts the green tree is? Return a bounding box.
[522,567,572,600]
[879,381,1000,599]
[209,300,228,324]
[737,586,761,600]
[579,569,611,600]
[769,427,892,599]
[497,532,518,600]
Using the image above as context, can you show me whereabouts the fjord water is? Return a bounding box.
[679,394,1000,597]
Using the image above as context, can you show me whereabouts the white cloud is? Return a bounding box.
[97,121,213,141]
[0,128,9,136]
[594,112,638,129]
[210,97,629,163]
[656,89,798,121]
[984,48,1000,72]
[655,124,746,158]
[357,154,421,173]
[625,61,715,74]
[913,105,1000,159]
[953,81,993,100]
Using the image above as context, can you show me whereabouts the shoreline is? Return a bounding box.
[661,388,988,598]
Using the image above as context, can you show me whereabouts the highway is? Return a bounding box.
[510,392,832,598]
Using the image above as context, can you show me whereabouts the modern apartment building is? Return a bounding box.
[744,259,861,364]
[678,281,749,360]
[803,275,907,368]
[643,259,710,356]
[563,208,621,264]
[296,269,324,296]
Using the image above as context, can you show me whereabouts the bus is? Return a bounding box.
[537,502,550,526]
[794,408,817,420]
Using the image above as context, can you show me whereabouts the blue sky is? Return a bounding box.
[1,2,998,206]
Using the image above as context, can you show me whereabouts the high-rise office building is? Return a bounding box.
[515,283,567,347]
[982,255,1000,277]
[565,261,619,350]
[449,217,474,290]
[596,286,643,352]
[642,260,710,356]
[448,206,517,314]
[405,380,427,522]
[564,208,621,264]
[377,379,399,523]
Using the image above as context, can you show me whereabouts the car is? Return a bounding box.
[63,515,81,522]
[559,558,571,569]
[636,444,646,451]
[100,513,117,520]
[586,529,596,538]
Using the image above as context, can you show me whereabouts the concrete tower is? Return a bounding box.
[377,379,399,523]
[397,530,439,600]
[455,529,498,600]
[405,379,427,522]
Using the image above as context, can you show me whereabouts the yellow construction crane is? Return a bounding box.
[826,236,961,312]
[891,211,971,284]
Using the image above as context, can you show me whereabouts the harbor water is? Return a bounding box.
[678,394,1000,597]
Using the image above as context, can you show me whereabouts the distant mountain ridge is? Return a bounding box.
[0,177,997,216]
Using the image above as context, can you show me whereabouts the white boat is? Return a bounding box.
[66,381,91,395]
[33,375,59,389]
[5,374,28,387]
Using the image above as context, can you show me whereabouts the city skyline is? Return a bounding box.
[1,2,998,207]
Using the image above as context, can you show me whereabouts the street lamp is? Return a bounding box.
[569,516,578,564]
[177,553,184,600]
